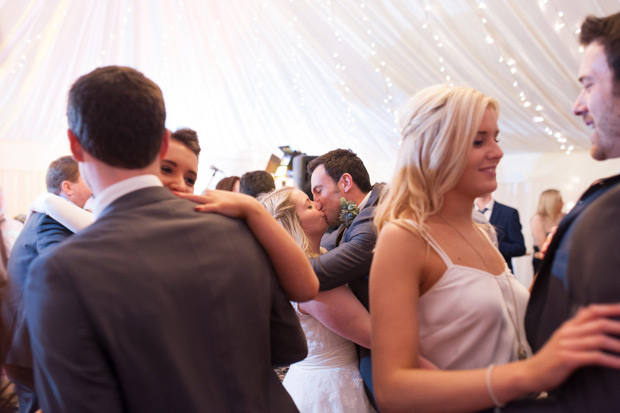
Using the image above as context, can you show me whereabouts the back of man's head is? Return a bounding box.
[46,156,80,195]
[67,66,166,169]
[239,170,275,198]
[307,148,372,193]
[580,12,620,89]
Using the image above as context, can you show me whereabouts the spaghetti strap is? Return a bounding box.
[404,219,453,267]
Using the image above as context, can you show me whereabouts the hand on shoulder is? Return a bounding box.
[175,189,262,220]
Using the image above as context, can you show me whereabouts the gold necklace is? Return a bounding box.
[496,273,528,360]
[437,214,527,361]
[437,214,494,272]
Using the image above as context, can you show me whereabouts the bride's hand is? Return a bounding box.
[174,190,261,220]
[525,303,620,392]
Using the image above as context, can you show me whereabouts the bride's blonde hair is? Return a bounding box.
[258,187,317,257]
[375,84,499,236]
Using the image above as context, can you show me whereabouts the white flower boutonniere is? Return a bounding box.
[339,197,360,228]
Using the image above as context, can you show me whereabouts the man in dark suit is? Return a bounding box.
[307,149,384,405]
[501,12,620,412]
[1,155,91,413]
[24,66,306,412]
[475,193,526,273]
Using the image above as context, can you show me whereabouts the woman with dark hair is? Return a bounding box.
[215,176,240,192]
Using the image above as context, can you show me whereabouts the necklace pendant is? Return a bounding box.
[518,345,528,360]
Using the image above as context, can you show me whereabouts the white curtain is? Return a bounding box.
[1,0,618,219]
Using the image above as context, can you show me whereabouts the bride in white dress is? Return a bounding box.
[259,187,375,413]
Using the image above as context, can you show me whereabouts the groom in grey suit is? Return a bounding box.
[25,66,306,413]
[308,149,385,407]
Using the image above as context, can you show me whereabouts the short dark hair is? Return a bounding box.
[67,66,166,169]
[46,156,80,195]
[239,170,275,198]
[215,176,240,191]
[171,128,201,157]
[580,12,620,88]
[307,149,372,193]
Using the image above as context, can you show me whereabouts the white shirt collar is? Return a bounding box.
[357,191,372,210]
[475,198,494,220]
[93,174,162,218]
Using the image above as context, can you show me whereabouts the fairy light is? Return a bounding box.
[327,0,357,139]
[360,0,397,132]
[422,2,455,87]
[476,0,573,152]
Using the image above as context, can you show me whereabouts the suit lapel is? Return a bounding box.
[334,183,384,247]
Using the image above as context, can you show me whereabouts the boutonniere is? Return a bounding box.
[339,197,360,228]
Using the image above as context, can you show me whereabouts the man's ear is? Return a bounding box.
[60,180,73,197]
[339,173,353,193]
[68,130,84,162]
[158,129,171,160]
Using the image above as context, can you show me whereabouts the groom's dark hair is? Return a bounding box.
[307,149,372,193]
[67,65,166,169]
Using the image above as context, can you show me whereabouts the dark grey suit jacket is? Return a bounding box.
[500,175,620,413]
[25,186,306,413]
[314,183,384,307]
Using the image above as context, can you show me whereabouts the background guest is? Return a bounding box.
[215,175,240,192]
[1,155,91,413]
[530,189,564,274]
[475,191,526,273]
[239,170,275,198]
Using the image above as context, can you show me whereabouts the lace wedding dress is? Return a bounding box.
[283,303,375,413]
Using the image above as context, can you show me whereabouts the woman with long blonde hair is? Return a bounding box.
[531,189,565,273]
[370,84,620,412]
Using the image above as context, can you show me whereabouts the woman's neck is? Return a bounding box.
[308,234,322,255]
[436,190,476,224]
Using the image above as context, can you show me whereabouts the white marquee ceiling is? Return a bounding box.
[1,0,619,181]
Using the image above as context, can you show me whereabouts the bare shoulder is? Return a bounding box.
[377,221,426,251]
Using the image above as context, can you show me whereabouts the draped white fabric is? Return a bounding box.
[2,1,620,281]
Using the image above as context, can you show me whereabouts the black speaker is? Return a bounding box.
[292,155,317,199]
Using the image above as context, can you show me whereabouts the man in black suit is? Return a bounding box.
[1,155,91,413]
[307,149,385,405]
[475,192,526,273]
[501,11,620,412]
[24,66,306,412]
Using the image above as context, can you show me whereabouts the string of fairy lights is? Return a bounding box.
[325,0,357,144]
[473,0,581,154]
[359,0,398,134]
[5,1,602,156]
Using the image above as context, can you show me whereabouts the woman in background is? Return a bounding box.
[531,189,565,274]
[215,175,240,192]
[370,84,620,412]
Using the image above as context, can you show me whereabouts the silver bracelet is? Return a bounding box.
[486,364,505,409]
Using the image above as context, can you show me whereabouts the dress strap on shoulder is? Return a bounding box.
[403,219,453,267]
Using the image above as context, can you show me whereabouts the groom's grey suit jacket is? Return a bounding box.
[25,186,306,413]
